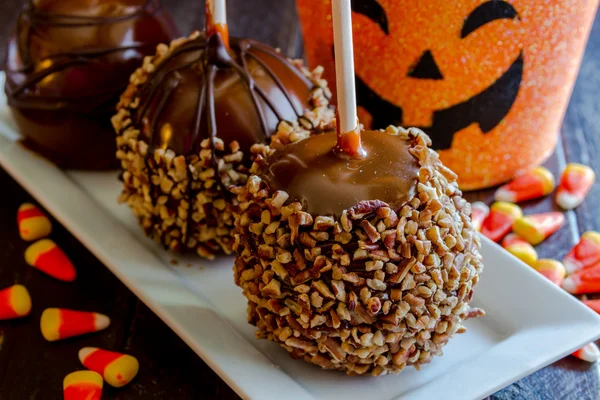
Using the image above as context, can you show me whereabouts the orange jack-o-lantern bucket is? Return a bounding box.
[297,0,599,190]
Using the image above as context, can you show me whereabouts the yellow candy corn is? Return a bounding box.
[63,371,103,400]
[0,284,32,320]
[494,166,555,203]
[557,163,595,210]
[501,233,538,267]
[17,203,52,241]
[481,202,522,242]
[563,231,600,274]
[513,212,565,245]
[25,239,76,282]
[562,264,600,294]
[41,308,110,342]
[79,347,139,388]
[534,259,566,286]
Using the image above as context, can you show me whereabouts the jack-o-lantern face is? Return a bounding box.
[352,0,523,150]
[297,0,599,189]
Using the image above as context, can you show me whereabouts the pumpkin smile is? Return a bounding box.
[356,51,523,150]
[350,0,523,150]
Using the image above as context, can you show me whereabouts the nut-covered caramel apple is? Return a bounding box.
[4,0,178,169]
[231,1,483,376]
[113,11,334,258]
[232,125,484,375]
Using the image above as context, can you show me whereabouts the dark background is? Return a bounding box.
[0,0,305,62]
[0,0,600,399]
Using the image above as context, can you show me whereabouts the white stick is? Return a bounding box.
[211,0,227,26]
[332,0,358,134]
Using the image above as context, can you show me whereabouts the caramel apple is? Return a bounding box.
[232,125,484,375]
[113,15,334,258]
[4,0,178,169]
[231,1,483,376]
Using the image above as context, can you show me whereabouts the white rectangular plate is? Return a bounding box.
[1,94,600,400]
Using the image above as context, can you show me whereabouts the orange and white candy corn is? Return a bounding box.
[513,212,565,245]
[63,370,103,400]
[583,299,600,314]
[41,308,110,342]
[481,202,522,242]
[563,231,600,274]
[470,202,489,232]
[572,342,600,363]
[25,239,76,282]
[562,264,600,294]
[501,233,538,267]
[79,347,139,387]
[557,163,595,210]
[0,284,32,320]
[533,259,566,286]
[494,166,555,203]
[17,203,51,241]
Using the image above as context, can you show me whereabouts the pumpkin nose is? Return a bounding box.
[408,50,443,80]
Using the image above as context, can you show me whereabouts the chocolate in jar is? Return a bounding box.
[4,0,178,169]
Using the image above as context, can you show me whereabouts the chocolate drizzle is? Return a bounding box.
[133,33,315,154]
[7,0,165,112]
[130,32,319,247]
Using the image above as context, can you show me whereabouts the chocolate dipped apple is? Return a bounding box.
[113,5,334,258]
[5,0,178,169]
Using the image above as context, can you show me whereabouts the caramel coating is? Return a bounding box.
[232,127,484,376]
[262,130,419,216]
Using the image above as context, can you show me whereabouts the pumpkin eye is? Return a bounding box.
[351,0,389,35]
[461,0,519,38]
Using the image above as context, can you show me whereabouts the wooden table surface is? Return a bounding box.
[1,1,599,399]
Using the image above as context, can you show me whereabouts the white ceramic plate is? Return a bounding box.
[1,87,600,400]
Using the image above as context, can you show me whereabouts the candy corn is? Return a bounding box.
[41,308,110,342]
[556,163,595,210]
[25,239,76,282]
[572,342,600,363]
[0,284,32,320]
[513,212,565,245]
[470,202,489,232]
[494,167,555,203]
[63,370,103,400]
[17,203,51,241]
[501,233,538,267]
[583,299,600,314]
[562,264,600,294]
[480,202,523,242]
[502,233,529,248]
[563,231,600,274]
[79,347,139,387]
[533,259,566,286]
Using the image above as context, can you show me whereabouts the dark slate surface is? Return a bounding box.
[0,1,599,399]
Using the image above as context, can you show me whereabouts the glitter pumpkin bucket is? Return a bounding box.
[297,0,599,189]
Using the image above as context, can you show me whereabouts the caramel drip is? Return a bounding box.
[6,0,162,111]
[334,123,367,160]
[262,130,420,217]
[134,34,315,247]
[205,0,229,50]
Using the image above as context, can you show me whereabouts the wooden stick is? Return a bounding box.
[332,0,365,158]
[206,0,229,50]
